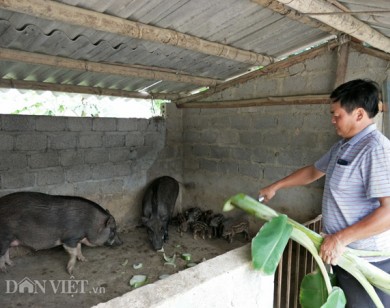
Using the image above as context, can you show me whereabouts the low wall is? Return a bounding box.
[94,244,274,308]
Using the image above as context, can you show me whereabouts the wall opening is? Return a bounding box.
[0,88,166,118]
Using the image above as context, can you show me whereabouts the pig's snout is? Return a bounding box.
[105,233,123,246]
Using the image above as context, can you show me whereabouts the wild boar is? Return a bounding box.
[142,176,179,250]
[0,192,122,274]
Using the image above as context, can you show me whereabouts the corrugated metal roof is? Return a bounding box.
[0,0,388,101]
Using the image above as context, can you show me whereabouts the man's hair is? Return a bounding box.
[330,79,381,118]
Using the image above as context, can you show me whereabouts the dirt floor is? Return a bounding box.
[0,225,248,308]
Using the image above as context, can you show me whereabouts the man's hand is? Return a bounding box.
[258,185,277,203]
[319,233,346,265]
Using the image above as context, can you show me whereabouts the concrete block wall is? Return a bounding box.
[0,106,183,227]
[181,49,390,226]
[182,104,335,225]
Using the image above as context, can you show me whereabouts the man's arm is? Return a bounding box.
[320,197,390,265]
[259,165,325,202]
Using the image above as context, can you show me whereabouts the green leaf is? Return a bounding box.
[300,271,328,307]
[251,215,292,275]
[321,287,346,308]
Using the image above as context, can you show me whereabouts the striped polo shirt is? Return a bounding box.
[315,123,390,261]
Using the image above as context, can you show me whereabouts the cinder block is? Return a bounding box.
[78,133,103,148]
[117,118,137,131]
[67,117,93,131]
[199,159,218,172]
[125,132,144,147]
[2,115,35,131]
[104,133,125,147]
[66,165,92,182]
[60,150,84,166]
[0,134,14,150]
[49,133,77,149]
[0,152,28,171]
[109,148,131,163]
[217,130,239,145]
[29,152,59,169]
[84,149,109,164]
[15,134,47,151]
[36,116,66,131]
[1,172,35,189]
[37,168,64,186]
[239,131,262,146]
[93,118,117,131]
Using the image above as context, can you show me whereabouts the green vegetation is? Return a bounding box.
[223,194,390,308]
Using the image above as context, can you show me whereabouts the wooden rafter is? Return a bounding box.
[0,48,220,87]
[275,0,390,53]
[252,0,339,35]
[176,95,330,109]
[0,0,274,66]
[174,39,341,106]
[0,79,180,100]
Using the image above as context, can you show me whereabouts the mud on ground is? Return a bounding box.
[0,226,248,308]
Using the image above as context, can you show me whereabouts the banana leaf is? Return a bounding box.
[321,287,346,308]
[300,271,341,308]
[251,215,292,275]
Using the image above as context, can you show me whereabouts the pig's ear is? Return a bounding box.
[106,215,115,227]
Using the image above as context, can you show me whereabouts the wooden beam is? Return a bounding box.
[252,0,339,35]
[0,0,274,66]
[350,42,390,62]
[174,39,340,105]
[334,41,350,87]
[0,79,180,100]
[275,0,390,53]
[0,48,220,87]
[176,95,330,108]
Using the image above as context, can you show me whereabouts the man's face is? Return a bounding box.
[330,101,359,139]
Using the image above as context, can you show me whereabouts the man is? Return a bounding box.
[259,79,390,307]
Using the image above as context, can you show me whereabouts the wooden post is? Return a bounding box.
[334,41,350,88]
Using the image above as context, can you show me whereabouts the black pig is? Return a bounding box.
[142,176,179,250]
[0,192,122,275]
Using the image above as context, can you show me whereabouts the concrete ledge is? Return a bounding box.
[94,244,274,308]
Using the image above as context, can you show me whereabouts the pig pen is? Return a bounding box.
[0,222,273,308]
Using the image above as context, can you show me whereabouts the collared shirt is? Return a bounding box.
[315,124,390,261]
